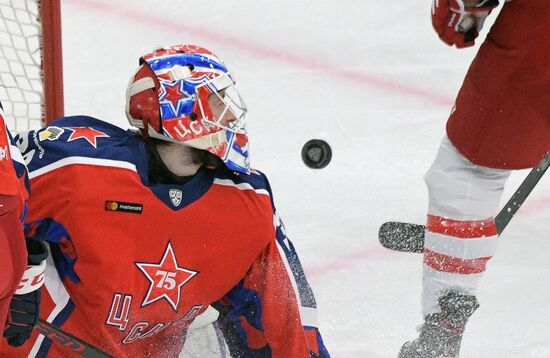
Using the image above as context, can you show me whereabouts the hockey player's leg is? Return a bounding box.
[399,136,510,358]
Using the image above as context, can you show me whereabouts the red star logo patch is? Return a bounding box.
[136,242,198,311]
[66,127,109,148]
[161,81,184,108]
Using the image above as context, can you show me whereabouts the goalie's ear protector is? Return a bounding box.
[126,62,161,136]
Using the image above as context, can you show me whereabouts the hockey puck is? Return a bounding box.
[301,139,332,169]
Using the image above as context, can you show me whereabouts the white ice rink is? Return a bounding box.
[60,1,550,357]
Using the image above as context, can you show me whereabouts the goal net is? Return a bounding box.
[0,0,63,133]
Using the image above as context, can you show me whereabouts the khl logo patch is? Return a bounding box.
[169,189,182,207]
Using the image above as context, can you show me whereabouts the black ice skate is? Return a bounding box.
[398,291,479,358]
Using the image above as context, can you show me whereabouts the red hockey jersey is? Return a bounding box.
[1,116,328,358]
[447,0,550,169]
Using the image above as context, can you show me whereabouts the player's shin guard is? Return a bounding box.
[399,291,479,358]
[421,136,509,315]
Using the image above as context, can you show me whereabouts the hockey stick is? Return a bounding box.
[379,151,550,253]
[34,319,113,358]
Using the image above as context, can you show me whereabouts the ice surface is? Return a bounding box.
[62,1,550,357]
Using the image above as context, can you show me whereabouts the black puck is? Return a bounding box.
[301,139,332,169]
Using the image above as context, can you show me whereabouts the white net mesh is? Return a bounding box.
[0,0,43,133]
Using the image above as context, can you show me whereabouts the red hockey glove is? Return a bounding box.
[3,239,47,347]
[431,0,499,48]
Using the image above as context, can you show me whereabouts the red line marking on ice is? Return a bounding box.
[68,0,454,107]
[305,245,393,278]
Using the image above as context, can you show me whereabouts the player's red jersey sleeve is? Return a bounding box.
[446,0,550,169]
[0,114,19,195]
[0,113,29,349]
[0,194,28,341]
[214,215,329,358]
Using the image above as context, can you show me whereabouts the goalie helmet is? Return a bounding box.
[126,44,249,174]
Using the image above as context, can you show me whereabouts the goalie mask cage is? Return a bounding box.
[0,0,63,132]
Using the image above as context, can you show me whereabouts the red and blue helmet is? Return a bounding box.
[126,44,250,174]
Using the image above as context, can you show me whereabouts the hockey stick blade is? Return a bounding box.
[378,221,425,253]
[35,319,113,358]
[379,151,550,253]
